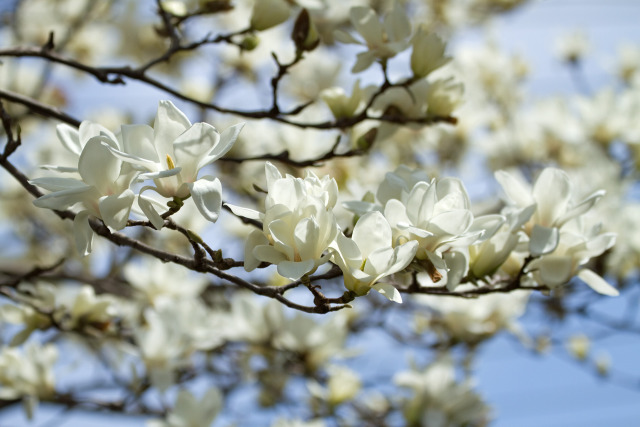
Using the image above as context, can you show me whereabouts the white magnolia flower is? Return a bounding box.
[0,342,58,419]
[495,167,605,257]
[334,4,411,72]
[123,258,208,304]
[331,211,418,302]
[525,228,618,295]
[31,133,137,255]
[229,162,339,280]
[147,388,222,427]
[415,289,530,344]
[394,355,489,427]
[410,28,451,78]
[107,100,243,229]
[320,80,373,119]
[307,365,361,407]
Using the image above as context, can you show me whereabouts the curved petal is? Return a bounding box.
[188,176,222,222]
[204,123,244,163]
[578,269,619,296]
[253,245,288,265]
[244,230,270,272]
[372,282,402,303]
[174,123,221,181]
[56,123,81,155]
[351,7,383,46]
[154,100,192,157]
[294,217,320,261]
[32,185,93,210]
[277,260,315,280]
[533,168,571,227]
[224,203,263,221]
[78,136,122,190]
[30,177,86,192]
[495,170,533,208]
[121,124,158,162]
[138,188,165,230]
[334,29,362,45]
[73,210,93,256]
[529,225,559,256]
[99,189,135,230]
[352,51,377,73]
[354,211,392,257]
[384,2,411,43]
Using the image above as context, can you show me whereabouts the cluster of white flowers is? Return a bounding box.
[30,101,243,254]
[228,161,617,302]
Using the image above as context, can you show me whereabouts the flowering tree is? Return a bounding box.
[0,0,639,425]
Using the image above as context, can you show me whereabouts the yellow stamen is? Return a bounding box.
[166,154,176,169]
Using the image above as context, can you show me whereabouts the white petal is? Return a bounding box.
[384,2,411,43]
[533,168,571,227]
[120,124,158,162]
[30,177,86,192]
[351,51,377,73]
[74,211,93,256]
[78,136,121,190]
[154,100,192,157]
[205,123,244,163]
[98,189,135,230]
[333,29,362,45]
[372,282,402,303]
[529,224,559,256]
[294,217,320,260]
[578,269,619,296]
[188,176,222,222]
[495,170,534,208]
[277,260,315,280]
[353,211,391,258]
[244,230,270,272]
[351,7,383,46]
[56,123,81,155]
[138,167,182,181]
[138,189,165,230]
[264,162,282,190]
[174,123,221,181]
[224,203,263,221]
[32,185,93,210]
[253,245,288,265]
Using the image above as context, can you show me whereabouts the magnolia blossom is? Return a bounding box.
[331,211,418,302]
[31,133,137,255]
[526,227,618,295]
[0,342,58,419]
[107,100,243,229]
[334,4,411,72]
[307,365,361,407]
[229,162,339,280]
[394,355,489,427]
[495,167,605,257]
[410,28,451,78]
[320,80,372,119]
[147,388,223,427]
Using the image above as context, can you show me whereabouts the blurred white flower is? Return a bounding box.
[0,342,57,419]
[147,388,223,427]
[334,4,411,72]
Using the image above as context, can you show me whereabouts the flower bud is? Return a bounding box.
[567,334,590,361]
[292,9,320,52]
[240,34,260,51]
[250,0,290,31]
[410,29,450,78]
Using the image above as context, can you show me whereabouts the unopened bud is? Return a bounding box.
[250,0,290,31]
[356,128,378,150]
[292,9,320,52]
[240,34,260,51]
[567,334,590,361]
